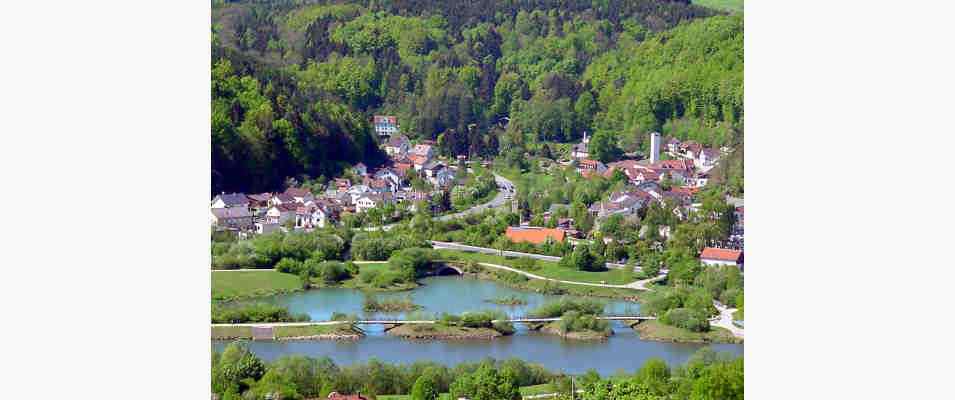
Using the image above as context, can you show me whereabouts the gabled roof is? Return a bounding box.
[700,248,743,262]
[385,134,409,148]
[246,193,272,203]
[409,154,428,165]
[373,115,397,124]
[413,144,433,155]
[505,227,566,245]
[284,187,312,198]
[270,203,297,213]
[214,193,248,206]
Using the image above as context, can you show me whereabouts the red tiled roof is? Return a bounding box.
[670,186,700,196]
[505,227,566,245]
[284,187,312,198]
[373,115,397,124]
[700,248,743,262]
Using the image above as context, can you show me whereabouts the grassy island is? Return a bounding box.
[387,311,514,340]
[632,320,741,344]
[528,299,613,340]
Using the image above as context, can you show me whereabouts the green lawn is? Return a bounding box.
[693,0,743,13]
[212,270,301,301]
[435,250,636,285]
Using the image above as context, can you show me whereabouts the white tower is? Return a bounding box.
[650,132,661,164]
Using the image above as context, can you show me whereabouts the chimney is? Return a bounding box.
[650,132,661,164]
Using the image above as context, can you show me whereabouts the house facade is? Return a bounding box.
[373,115,399,137]
[210,207,254,230]
[384,134,411,156]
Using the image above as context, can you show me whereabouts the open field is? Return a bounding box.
[633,320,742,344]
[435,250,636,285]
[212,270,301,301]
[693,0,743,13]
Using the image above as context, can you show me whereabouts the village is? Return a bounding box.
[211,116,743,270]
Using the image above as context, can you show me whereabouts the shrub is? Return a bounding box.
[529,299,604,319]
[359,269,380,284]
[276,258,304,274]
[513,257,539,271]
[558,310,610,334]
[720,288,742,307]
[660,308,710,332]
[317,261,351,283]
[212,303,309,323]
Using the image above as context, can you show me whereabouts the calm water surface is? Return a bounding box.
[214,276,743,374]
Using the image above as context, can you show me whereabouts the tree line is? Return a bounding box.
[213,341,742,400]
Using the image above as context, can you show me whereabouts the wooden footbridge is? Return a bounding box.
[212,315,655,328]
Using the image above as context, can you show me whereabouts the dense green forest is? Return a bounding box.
[212,0,742,194]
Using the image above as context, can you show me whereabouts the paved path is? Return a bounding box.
[710,301,744,338]
[431,241,630,270]
[473,262,664,291]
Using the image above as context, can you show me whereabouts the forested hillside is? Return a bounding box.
[211,0,741,194]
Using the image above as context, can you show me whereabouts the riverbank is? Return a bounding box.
[386,323,505,340]
[210,323,363,340]
[273,324,363,340]
[632,320,742,344]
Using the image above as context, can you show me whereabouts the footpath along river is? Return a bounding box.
[213,276,743,374]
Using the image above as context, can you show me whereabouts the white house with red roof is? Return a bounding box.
[700,247,744,268]
[373,115,399,137]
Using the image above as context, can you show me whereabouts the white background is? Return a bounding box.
[2,1,955,398]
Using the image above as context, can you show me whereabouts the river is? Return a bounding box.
[212,276,743,374]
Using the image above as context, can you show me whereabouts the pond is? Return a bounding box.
[213,276,743,374]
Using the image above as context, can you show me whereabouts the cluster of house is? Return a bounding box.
[209,161,439,235]
[572,132,723,188]
[210,188,343,235]
[210,117,475,236]
[518,132,744,269]
[382,133,456,188]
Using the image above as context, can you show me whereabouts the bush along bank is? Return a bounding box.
[386,311,514,340]
[527,299,613,340]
